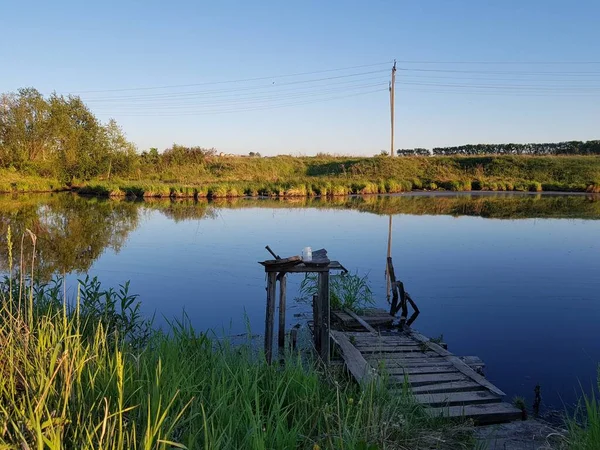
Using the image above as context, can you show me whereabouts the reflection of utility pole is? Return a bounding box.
[386,214,392,301]
[386,60,396,300]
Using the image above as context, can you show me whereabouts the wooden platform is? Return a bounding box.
[330,310,522,425]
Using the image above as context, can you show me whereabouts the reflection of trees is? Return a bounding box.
[0,194,140,280]
[0,192,597,281]
[142,198,217,222]
[206,194,600,220]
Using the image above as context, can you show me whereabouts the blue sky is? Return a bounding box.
[2,0,599,155]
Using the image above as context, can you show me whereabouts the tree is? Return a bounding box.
[0,88,52,167]
[104,119,137,178]
[0,87,138,182]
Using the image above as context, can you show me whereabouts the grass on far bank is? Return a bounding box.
[0,227,474,450]
[1,154,600,196]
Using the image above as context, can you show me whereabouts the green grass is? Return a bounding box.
[566,371,600,449]
[3,155,600,195]
[0,228,475,449]
[299,272,375,313]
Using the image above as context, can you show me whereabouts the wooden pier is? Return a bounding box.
[330,310,522,425]
[259,248,521,425]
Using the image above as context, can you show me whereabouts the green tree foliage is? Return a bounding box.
[0,88,137,181]
[160,144,216,165]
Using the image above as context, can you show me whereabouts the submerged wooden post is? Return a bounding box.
[387,257,399,316]
[277,273,287,351]
[318,271,330,364]
[264,272,277,364]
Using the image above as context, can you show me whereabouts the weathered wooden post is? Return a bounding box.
[318,270,330,364]
[277,273,287,351]
[264,272,277,364]
[312,294,320,353]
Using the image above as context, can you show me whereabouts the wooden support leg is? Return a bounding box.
[318,271,330,364]
[277,273,287,351]
[264,272,277,364]
[312,294,320,353]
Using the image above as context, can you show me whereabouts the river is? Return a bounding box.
[1,191,599,409]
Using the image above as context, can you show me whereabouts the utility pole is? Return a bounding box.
[386,60,397,301]
[389,60,396,157]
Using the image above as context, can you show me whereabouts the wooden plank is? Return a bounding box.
[410,381,485,394]
[350,335,415,344]
[264,272,277,364]
[460,356,486,372]
[259,255,302,268]
[330,330,378,385]
[384,366,459,375]
[414,390,501,407]
[401,373,469,386]
[318,271,330,363]
[407,329,506,397]
[368,358,455,369]
[342,309,377,334]
[426,403,523,424]
[264,261,344,273]
[360,351,438,359]
[354,345,421,353]
[332,311,393,330]
[277,274,287,350]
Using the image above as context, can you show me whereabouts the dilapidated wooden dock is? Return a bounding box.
[259,248,522,425]
[330,309,522,425]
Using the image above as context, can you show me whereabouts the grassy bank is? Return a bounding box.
[1,155,600,196]
[0,232,473,449]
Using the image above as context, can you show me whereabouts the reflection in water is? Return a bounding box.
[0,192,598,281]
[0,194,139,279]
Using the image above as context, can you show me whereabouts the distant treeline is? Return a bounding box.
[397,140,600,156]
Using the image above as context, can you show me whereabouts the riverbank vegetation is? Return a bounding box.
[2,88,600,196]
[73,153,600,198]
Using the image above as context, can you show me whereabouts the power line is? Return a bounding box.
[82,75,389,103]
[396,60,600,65]
[398,67,600,75]
[90,83,387,111]
[67,62,392,94]
[93,88,387,117]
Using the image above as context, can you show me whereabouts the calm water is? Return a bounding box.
[1,192,599,409]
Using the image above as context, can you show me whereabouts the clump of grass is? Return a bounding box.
[566,370,600,450]
[512,396,528,420]
[299,272,375,312]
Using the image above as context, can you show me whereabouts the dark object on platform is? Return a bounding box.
[259,255,302,269]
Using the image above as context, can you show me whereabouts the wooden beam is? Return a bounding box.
[277,273,287,350]
[413,390,501,407]
[410,381,484,394]
[330,330,379,386]
[312,294,320,353]
[264,272,277,364]
[264,261,345,273]
[318,271,330,363]
[426,403,522,424]
[342,308,377,334]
